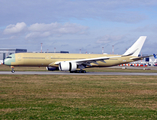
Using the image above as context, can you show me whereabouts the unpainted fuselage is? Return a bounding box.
[4,53,139,67]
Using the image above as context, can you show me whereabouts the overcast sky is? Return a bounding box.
[0,0,157,54]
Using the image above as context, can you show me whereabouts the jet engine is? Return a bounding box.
[46,66,59,71]
[59,61,77,71]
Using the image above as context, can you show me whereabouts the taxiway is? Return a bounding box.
[0,71,157,76]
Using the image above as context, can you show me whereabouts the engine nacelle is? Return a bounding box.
[59,61,77,71]
[46,66,59,71]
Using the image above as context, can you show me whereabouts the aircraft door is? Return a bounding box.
[18,54,22,61]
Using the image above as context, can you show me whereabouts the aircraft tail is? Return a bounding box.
[123,36,147,57]
[153,54,157,59]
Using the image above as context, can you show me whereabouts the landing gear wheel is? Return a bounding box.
[82,70,86,73]
[11,70,15,73]
[69,70,86,73]
[11,67,15,73]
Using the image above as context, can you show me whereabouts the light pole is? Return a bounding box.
[102,47,104,54]
[41,43,43,53]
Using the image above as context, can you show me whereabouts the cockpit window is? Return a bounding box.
[7,56,12,58]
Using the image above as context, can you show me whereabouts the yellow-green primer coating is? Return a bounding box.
[5,53,139,67]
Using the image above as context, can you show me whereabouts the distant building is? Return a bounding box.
[33,51,69,53]
[0,48,27,60]
[60,51,69,53]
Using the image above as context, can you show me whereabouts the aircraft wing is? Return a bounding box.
[54,56,121,66]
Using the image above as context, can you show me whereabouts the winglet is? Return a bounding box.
[123,36,147,57]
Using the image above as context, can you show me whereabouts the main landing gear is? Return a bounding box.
[70,70,86,73]
[11,66,15,73]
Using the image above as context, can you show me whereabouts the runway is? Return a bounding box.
[0,71,157,76]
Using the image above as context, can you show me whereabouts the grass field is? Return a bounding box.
[0,75,157,119]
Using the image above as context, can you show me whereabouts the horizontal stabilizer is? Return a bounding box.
[131,55,152,61]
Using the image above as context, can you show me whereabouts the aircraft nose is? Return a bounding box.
[4,59,11,66]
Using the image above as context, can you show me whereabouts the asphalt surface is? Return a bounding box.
[0,71,157,76]
[111,66,157,70]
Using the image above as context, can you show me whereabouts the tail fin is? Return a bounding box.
[123,36,147,57]
[153,54,157,59]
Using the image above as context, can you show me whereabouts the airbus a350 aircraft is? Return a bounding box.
[4,36,147,73]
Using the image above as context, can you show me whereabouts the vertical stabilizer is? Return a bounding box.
[153,54,157,63]
[153,54,157,59]
[123,36,147,57]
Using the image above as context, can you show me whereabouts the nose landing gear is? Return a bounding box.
[11,66,15,73]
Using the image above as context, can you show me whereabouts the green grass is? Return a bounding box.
[0,75,157,119]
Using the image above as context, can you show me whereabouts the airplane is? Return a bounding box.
[3,36,148,73]
[149,54,157,66]
[133,54,156,67]
[154,54,157,58]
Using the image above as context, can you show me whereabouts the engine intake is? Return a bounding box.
[46,66,59,71]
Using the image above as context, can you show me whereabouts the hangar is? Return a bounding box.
[0,48,27,61]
